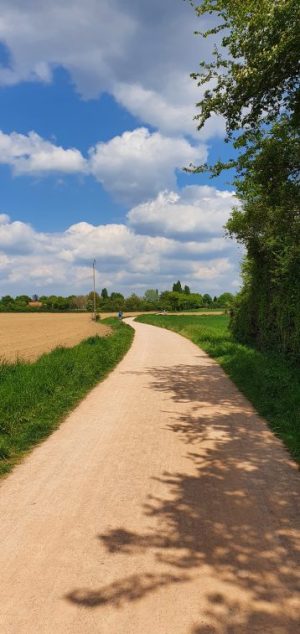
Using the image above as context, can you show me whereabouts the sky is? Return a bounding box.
[0,0,242,297]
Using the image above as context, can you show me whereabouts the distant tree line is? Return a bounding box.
[0,285,234,313]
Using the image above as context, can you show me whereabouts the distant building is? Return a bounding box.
[28,301,43,308]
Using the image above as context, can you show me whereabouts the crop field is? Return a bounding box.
[0,318,133,476]
[0,313,111,362]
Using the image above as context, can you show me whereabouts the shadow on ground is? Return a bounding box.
[65,360,300,632]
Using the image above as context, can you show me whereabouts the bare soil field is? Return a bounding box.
[0,313,111,362]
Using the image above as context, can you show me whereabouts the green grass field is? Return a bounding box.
[0,318,133,477]
[137,314,300,463]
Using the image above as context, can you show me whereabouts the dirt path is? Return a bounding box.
[0,319,299,634]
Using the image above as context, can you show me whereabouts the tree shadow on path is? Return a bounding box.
[66,360,300,632]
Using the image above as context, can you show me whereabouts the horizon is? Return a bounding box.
[0,0,242,297]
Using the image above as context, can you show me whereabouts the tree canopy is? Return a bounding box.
[191,0,300,359]
[192,0,299,150]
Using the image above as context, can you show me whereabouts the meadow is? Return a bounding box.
[137,314,300,463]
[0,318,133,477]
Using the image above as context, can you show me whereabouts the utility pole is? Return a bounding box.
[92,259,96,320]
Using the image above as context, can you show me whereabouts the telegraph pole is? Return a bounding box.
[92,259,96,320]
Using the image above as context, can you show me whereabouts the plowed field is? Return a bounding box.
[0,313,111,362]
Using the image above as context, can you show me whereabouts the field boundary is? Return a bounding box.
[0,312,111,363]
[0,318,134,478]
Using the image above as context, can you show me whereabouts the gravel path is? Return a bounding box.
[0,318,299,633]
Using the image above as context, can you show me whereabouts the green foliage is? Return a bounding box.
[227,119,300,360]
[192,0,299,153]
[0,287,234,314]
[160,290,204,311]
[1,295,14,307]
[136,314,300,462]
[172,280,183,293]
[216,292,234,307]
[191,0,300,360]
[125,294,143,311]
[15,295,31,305]
[110,292,125,300]
[202,293,213,306]
[144,289,159,304]
[0,319,134,477]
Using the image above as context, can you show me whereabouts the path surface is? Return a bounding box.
[0,319,299,634]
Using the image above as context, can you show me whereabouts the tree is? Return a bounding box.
[160,291,203,311]
[144,289,159,304]
[217,292,234,307]
[202,293,213,307]
[85,291,101,312]
[0,295,14,307]
[110,292,124,301]
[183,285,190,295]
[172,281,182,293]
[192,0,299,169]
[125,294,143,311]
[72,295,87,310]
[191,0,300,359]
[101,288,108,299]
[15,295,31,305]
[108,292,125,311]
[227,122,300,356]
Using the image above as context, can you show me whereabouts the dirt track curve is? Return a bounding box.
[0,318,299,634]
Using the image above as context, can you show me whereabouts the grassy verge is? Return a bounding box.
[0,318,133,477]
[136,314,300,463]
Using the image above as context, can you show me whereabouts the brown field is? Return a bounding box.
[0,310,224,363]
[0,313,111,362]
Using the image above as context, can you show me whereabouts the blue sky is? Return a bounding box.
[0,0,241,297]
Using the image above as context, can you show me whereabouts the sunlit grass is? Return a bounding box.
[0,318,134,477]
[137,314,300,463]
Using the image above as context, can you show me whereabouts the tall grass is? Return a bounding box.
[0,318,133,477]
[137,314,300,463]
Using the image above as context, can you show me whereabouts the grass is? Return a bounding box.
[0,318,134,477]
[136,314,300,463]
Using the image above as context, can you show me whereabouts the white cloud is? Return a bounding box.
[0,213,10,223]
[0,130,86,175]
[113,78,225,141]
[128,186,237,239]
[0,0,221,138]
[0,127,209,204]
[0,215,38,253]
[89,128,207,203]
[0,185,241,295]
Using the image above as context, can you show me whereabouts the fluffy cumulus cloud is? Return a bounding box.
[0,127,206,203]
[0,0,223,139]
[0,185,241,296]
[89,128,207,203]
[0,2,242,296]
[0,130,86,175]
[128,187,237,240]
